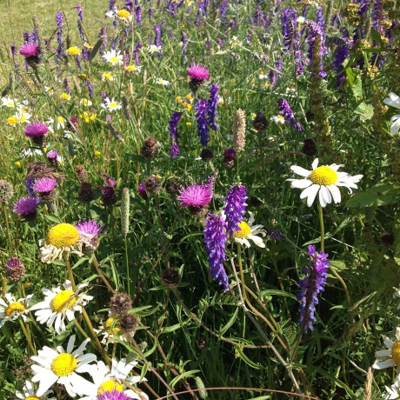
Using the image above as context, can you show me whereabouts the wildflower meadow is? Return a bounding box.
[1,0,400,399]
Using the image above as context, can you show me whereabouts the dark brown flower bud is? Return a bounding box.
[161,268,180,287]
[188,205,209,217]
[144,175,162,194]
[252,111,268,132]
[381,232,395,247]
[5,258,26,281]
[110,292,132,317]
[165,180,181,196]
[196,337,209,350]
[119,313,138,334]
[141,137,159,159]
[101,186,118,206]
[302,139,318,157]
[78,182,95,203]
[200,148,213,162]
[37,190,57,204]
[247,197,263,207]
[76,165,88,182]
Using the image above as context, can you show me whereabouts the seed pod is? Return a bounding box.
[121,188,130,237]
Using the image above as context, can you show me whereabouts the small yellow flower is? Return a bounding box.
[24,282,31,289]
[6,116,18,125]
[185,104,192,112]
[67,46,80,56]
[102,72,114,81]
[186,122,192,126]
[15,161,22,167]
[181,23,186,28]
[60,93,71,101]
[79,111,97,123]
[47,223,80,248]
[176,96,182,103]
[94,150,101,157]
[79,73,88,81]
[185,93,194,101]
[117,9,130,18]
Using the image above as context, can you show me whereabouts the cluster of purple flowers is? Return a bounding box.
[297,245,329,332]
[195,100,210,147]
[168,111,183,159]
[277,98,302,131]
[306,20,327,78]
[223,185,247,237]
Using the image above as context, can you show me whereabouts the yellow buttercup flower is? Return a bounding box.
[60,93,71,101]
[94,150,101,157]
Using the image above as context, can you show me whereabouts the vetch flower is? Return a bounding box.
[195,99,209,146]
[373,327,400,371]
[30,279,92,333]
[223,184,247,237]
[31,334,97,397]
[14,380,55,400]
[287,158,363,207]
[277,98,302,131]
[383,92,400,135]
[38,223,83,264]
[297,245,329,332]
[0,293,33,328]
[232,212,266,248]
[103,49,123,66]
[203,214,229,291]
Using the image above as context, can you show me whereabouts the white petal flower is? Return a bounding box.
[155,78,170,86]
[30,280,93,334]
[373,327,400,371]
[31,335,97,397]
[271,115,285,125]
[101,97,122,112]
[287,158,363,207]
[383,93,400,135]
[103,49,123,66]
[0,293,33,328]
[79,358,148,400]
[232,212,266,248]
[14,380,56,400]
[148,45,162,53]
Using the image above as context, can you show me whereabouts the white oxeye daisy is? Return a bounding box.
[155,78,170,86]
[384,378,400,400]
[271,115,285,125]
[383,92,400,135]
[116,9,132,23]
[79,358,148,400]
[103,49,123,66]
[125,64,143,73]
[101,97,122,112]
[148,44,162,53]
[287,158,363,208]
[0,293,33,328]
[14,380,56,400]
[80,98,93,106]
[102,72,114,82]
[31,335,97,397]
[231,212,266,248]
[373,327,400,371]
[1,96,18,108]
[30,279,93,334]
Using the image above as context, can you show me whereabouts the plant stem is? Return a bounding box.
[237,242,246,302]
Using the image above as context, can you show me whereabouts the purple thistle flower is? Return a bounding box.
[32,178,57,193]
[297,245,329,332]
[195,99,210,146]
[203,214,229,291]
[75,219,103,243]
[278,98,302,131]
[24,122,49,143]
[76,4,83,22]
[46,150,58,160]
[98,389,132,400]
[138,182,147,199]
[188,65,210,86]
[223,184,247,237]
[19,43,40,57]
[13,197,40,220]
[179,183,213,208]
[135,5,142,27]
[208,83,219,131]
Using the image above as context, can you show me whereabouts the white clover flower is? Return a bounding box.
[79,358,148,400]
[231,212,266,248]
[30,280,92,334]
[373,327,400,372]
[103,49,123,66]
[383,92,400,135]
[14,380,56,400]
[31,335,97,397]
[0,293,33,328]
[287,158,363,207]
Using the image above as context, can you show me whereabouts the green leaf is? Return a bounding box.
[169,369,201,389]
[160,319,190,334]
[370,27,386,49]
[235,346,263,370]
[258,289,297,301]
[354,102,374,120]
[218,307,238,335]
[346,184,400,207]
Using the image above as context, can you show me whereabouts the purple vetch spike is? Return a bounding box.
[76,4,83,22]
[278,98,302,131]
[181,32,187,63]
[220,0,227,26]
[135,5,142,27]
[154,24,162,48]
[297,245,329,332]
[203,214,229,291]
[195,99,210,146]
[223,184,247,237]
[133,42,142,64]
[170,141,180,159]
[125,0,134,12]
[207,83,219,131]
[168,111,183,159]
[281,8,297,53]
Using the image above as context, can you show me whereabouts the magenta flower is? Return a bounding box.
[75,219,103,244]
[138,182,147,199]
[46,150,58,160]
[25,122,49,146]
[13,197,39,221]
[97,390,132,400]
[19,43,40,57]
[187,65,210,87]
[32,177,57,193]
[179,183,213,208]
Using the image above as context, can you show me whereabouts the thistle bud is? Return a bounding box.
[141,137,159,159]
[144,175,162,194]
[119,313,138,334]
[5,258,26,281]
[110,292,132,316]
[161,268,180,287]
[76,165,88,182]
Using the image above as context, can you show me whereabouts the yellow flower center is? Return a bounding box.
[52,290,77,312]
[98,380,124,394]
[51,353,77,377]
[5,302,25,317]
[26,396,40,400]
[60,93,71,100]
[117,9,130,18]
[57,116,65,124]
[109,102,118,108]
[125,65,136,71]
[105,317,120,335]
[67,46,80,56]
[47,223,79,248]
[103,73,113,80]
[110,57,119,63]
[309,166,338,186]
[392,340,400,366]
[7,116,18,125]
[20,116,27,122]
[233,221,252,238]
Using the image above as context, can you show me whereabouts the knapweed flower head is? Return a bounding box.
[4,257,26,281]
[232,212,266,248]
[39,223,82,263]
[223,148,236,169]
[19,43,40,57]
[187,65,210,87]
[24,122,49,145]
[287,158,363,207]
[179,181,213,217]
[297,245,329,332]
[138,182,147,199]
[114,313,136,333]
[75,219,103,253]
[30,280,92,334]
[97,389,133,400]
[110,292,132,317]
[203,214,229,291]
[373,327,400,371]
[0,293,33,327]
[383,92,400,135]
[223,184,247,237]
[32,177,57,203]
[30,335,97,397]
[79,358,148,400]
